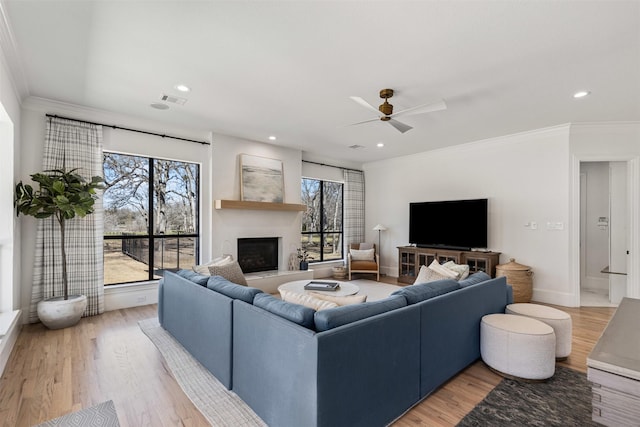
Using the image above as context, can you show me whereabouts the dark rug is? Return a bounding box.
[457,366,596,427]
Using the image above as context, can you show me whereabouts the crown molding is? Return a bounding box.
[0,1,29,101]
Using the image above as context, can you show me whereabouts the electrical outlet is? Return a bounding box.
[546,222,564,230]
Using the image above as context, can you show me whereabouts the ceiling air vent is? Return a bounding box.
[160,93,187,105]
[349,144,365,149]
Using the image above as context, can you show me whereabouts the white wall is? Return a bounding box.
[364,125,574,305]
[211,134,305,270]
[580,162,609,291]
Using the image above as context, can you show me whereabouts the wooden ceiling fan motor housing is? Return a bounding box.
[379,88,394,119]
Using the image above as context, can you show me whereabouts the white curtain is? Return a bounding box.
[343,170,365,247]
[29,117,104,322]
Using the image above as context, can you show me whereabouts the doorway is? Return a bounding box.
[579,161,628,307]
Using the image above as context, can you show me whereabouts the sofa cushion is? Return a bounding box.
[208,260,248,286]
[176,269,210,286]
[351,260,378,270]
[253,293,316,329]
[314,295,407,332]
[192,254,234,275]
[206,275,262,303]
[458,271,491,288]
[279,289,338,311]
[392,279,460,304]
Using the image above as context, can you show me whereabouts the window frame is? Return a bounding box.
[300,177,344,263]
[103,152,200,285]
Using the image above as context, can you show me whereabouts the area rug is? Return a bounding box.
[138,318,266,427]
[34,400,120,427]
[457,366,597,426]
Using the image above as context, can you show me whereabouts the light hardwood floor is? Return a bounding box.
[0,283,616,427]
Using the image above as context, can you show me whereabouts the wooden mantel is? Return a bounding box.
[214,199,306,212]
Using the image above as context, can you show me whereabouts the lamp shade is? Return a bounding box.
[373,224,387,231]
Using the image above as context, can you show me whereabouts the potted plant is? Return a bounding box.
[297,248,313,271]
[15,168,103,329]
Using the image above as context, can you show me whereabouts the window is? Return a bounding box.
[301,178,343,262]
[103,152,199,285]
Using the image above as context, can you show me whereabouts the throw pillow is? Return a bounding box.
[391,279,461,304]
[350,248,375,261]
[253,293,316,330]
[414,265,452,284]
[192,254,234,275]
[427,260,460,279]
[209,260,248,286]
[279,289,338,311]
[309,292,367,306]
[442,261,470,280]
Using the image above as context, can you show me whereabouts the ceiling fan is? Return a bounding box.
[349,89,446,134]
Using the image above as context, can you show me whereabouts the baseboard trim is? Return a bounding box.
[0,310,22,377]
[104,282,159,311]
[531,289,578,307]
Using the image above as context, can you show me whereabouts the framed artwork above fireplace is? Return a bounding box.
[240,154,284,203]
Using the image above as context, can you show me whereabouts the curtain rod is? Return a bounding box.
[46,114,211,146]
[302,159,362,173]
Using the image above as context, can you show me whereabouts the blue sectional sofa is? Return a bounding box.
[159,270,512,427]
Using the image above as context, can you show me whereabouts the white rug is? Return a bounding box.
[138,318,266,427]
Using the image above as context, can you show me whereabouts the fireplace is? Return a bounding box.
[237,237,279,273]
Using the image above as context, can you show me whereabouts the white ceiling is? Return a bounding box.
[3,1,639,163]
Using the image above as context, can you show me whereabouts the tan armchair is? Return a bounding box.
[347,243,379,281]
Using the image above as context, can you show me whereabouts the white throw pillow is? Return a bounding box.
[279,289,339,311]
[350,248,375,261]
[208,260,248,286]
[428,260,460,279]
[192,254,234,275]
[414,265,454,285]
[310,292,367,306]
[442,261,470,280]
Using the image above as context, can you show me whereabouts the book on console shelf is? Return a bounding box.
[304,281,340,291]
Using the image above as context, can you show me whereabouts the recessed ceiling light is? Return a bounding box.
[150,103,169,110]
[175,84,191,92]
[573,91,590,98]
[268,136,277,141]
[377,143,384,148]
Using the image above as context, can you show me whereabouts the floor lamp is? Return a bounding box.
[373,224,387,273]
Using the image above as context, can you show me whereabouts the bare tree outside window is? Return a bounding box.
[103,153,199,285]
[301,178,343,262]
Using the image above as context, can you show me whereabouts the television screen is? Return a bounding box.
[409,199,488,250]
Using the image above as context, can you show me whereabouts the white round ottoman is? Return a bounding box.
[481,313,556,380]
[506,303,572,360]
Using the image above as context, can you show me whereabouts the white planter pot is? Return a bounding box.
[37,295,87,329]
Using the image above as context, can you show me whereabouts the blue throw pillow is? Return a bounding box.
[314,295,407,332]
[207,275,262,303]
[253,293,316,330]
[176,269,210,287]
[458,271,491,288]
[391,279,460,304]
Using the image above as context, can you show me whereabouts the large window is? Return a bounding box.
[103,153,199,285]
[301,178,343,262]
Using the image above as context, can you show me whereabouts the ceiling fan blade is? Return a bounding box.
[350,96,382,115]
[387,119,413,133]
[392,100,447,118]
[347,117,381,126]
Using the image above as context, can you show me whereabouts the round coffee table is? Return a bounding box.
[278,280,359,297]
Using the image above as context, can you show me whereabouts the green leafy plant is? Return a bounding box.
[14,168,104,300]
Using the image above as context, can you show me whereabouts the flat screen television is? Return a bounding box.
[409,199,488,250]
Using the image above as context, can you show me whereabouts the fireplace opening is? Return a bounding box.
[237,237,279,273]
